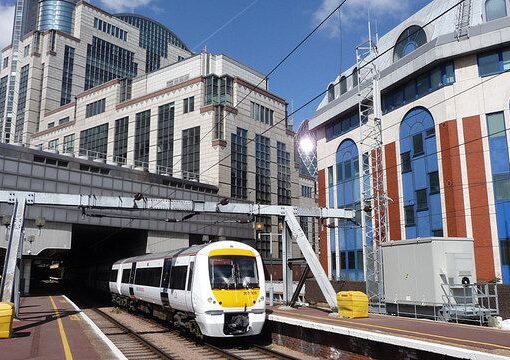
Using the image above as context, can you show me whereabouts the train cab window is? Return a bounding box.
[109,269,118,282]
[209,256,259,290]
[122,269,131,283]
[186,262,194,291]
[169,266,187,290]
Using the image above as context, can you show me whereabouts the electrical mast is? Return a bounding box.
[356,21,387,311]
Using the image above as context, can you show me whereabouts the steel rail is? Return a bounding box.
[91,308,175,360]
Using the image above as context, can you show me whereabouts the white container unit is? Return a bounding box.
[382,237,476,317]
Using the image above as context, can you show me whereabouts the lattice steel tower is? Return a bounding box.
[356,23,387,310]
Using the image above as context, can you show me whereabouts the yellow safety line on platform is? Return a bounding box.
[49,296,74,360]
[275,311,510,351]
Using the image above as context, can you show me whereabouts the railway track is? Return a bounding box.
[88,308,176,359]
[88,306,300,360]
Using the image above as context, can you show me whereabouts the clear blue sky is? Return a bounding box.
[0,0,433,129]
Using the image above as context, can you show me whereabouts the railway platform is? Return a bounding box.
[267,306,510,360]
[1,295,122,360]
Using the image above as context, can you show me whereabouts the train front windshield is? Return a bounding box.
[209,256,259,290]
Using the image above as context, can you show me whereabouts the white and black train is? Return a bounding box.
[109,241,266,338]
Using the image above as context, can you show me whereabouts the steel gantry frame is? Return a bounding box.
[356,23,388,310]
[0,191,355,313]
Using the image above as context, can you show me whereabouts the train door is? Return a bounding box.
[169,256,188,311]
[160,258,172,308]
[129,262,136,297]
[184,261,194,312]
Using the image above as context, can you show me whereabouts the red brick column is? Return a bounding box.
[462,115,496,281]
[317,168,328,272]
[384,142,402,240]
[439,120,467,237]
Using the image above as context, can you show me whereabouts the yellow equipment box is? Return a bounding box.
[337,291,369,318]
[0,302,15,339]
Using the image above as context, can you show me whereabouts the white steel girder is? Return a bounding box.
[0,191,354,311]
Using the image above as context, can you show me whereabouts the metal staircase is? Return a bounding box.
[455,0,472,40]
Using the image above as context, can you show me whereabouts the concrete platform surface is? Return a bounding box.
[1,296,117,360]
[268,306,510,359]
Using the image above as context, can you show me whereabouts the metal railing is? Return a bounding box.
[440,282,499,325]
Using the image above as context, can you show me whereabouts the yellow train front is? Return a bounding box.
[110,241,266,338]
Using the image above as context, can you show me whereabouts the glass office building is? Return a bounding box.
[37,0,78,34]
[115,14,191,73]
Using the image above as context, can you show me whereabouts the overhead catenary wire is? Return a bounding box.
[84,0,354,247]
[88,0,472,241]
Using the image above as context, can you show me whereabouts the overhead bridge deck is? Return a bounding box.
[267,306,510,360]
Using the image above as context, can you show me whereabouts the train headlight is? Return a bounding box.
[259,296,265,302]
[207,297,213,303]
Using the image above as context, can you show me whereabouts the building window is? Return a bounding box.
[301,185,313,198]
[47,122,54,129]
[213,105,225,140]
[182,126,200,180]
[412,133,424,156]
[80,123,108,159]
[93,17,128,41]
[157,103,175,174]
[60,46,75,106]
[256,134,271,204]
[134,110,151,169]
[85,98,106,118]
[48,138,59,150]
[119,78,132,102]
[116,14,190,73]
[2,57,7,69]
[0,76,8,124]
[429,171,440,194]
[24,44,30,57]
[277,142,292,205]
[231,128,248,199]
[63,134,74,153]
[382,62,455,114]
[14,65,30,143]
[486,0,507,21]
[183,96,194,113]
[204,75,233,105]
[400,107,442,238]
[478,47,510,76]
[352,67,358,87]
[401,151,411,173]
[393,25,427,62]
[340,76,347,95]
[114,117,129,164]
[85,36,137,90]
[59,117,70,125]
[416,189,428,211]
[486,111,510,281]
[251,102,274,125]
[335,139,363,280]
[328,84,335,102]
[325,111,364,142]
[404,205,415,226]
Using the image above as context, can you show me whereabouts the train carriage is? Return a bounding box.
[109,241,266,338]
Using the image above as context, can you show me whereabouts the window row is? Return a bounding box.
[85,98,106,118]
[325,111,363,142]
[94,17,128,41]
[251,102,274,125]
[382,62,455,114]
[478,47,510,77]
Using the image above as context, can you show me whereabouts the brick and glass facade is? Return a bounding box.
[311,0,510,283]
